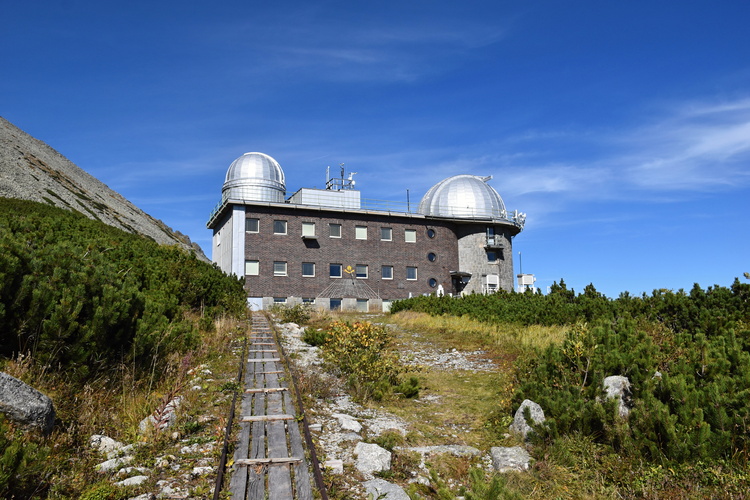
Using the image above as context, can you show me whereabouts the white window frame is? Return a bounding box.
[273,220,287,235]
[355,225,368,240]
[245,260,259,276]
[380,227,392,241]
[246,218,259,233]
[355,264,368,279]
[273,261,287,276]
[329,223,342,238]
[405,229,416,243]
[302,222,316,237]
[406,266,418,280]
[381,265,393,280]
[302,262,315,277]
[330,263,343,278]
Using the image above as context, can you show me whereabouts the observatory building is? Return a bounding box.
[207,152,526,311]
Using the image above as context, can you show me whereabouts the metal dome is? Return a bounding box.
[222,152,286,203]
[418,175,507,220]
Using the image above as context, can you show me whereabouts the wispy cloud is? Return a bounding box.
[622,98,750,191]
[218,14,509,83]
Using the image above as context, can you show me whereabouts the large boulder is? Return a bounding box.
[602,375,632,418]
[0,372,55,434]
[354,442,391,475]
[509,399,545,440]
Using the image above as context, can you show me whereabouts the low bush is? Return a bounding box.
[319,321,418,401]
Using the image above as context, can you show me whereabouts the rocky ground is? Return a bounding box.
[277,320,532,499]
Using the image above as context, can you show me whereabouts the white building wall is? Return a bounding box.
[230,206,246,277]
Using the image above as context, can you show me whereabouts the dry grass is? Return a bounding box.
[389,310,568,354]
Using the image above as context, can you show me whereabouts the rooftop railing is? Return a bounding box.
[207,195,526,229]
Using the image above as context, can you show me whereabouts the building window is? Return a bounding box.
[246,218,259,233]
[355,226,368,240]
[427,228,436,239]
[487,251,497,262]
[245,260,259,276]
[273,297,287,304]
[427,252,437,262]
[356,299,369,312]
[381,265,393,280]
[302,297,315,304]
[273,261,287,276]
[273,220,287,234]
[330,263,343,278]
[355,264,368,279]
[302,262,315,277]
[429,278,438,288]
[380,227,392,241]
[330,298,342,310]
[406,266,418,280]
[302,222,316,237]
[405,229,416,243]
[329,223,342,238]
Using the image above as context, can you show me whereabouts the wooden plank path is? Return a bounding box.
[228,314,313,500]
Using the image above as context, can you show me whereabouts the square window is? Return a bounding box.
[329,263,343,278]
[381,265,393,280]
[246,218,259,233]
[302,262,315,277]
[405,229,416,243]
[355,226,368,240]
[406,266,418,280]
[487,251,497,262]
[355,264,368,279]
[273,261,287,276]
[380,227,392,241]
[245,260,259,276]
[329,223,341,238]
[273,220,287,235]
[302,222,316,237]
[330,298,342,310]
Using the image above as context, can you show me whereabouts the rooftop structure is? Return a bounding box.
[208,153,526,311]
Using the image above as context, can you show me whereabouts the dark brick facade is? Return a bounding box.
[242,205,459,300]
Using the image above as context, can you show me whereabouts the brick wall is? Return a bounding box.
[241,205,460,301]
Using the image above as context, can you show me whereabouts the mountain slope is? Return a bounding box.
[0,116,205,258]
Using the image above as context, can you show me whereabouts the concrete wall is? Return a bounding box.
[456,224,515,294]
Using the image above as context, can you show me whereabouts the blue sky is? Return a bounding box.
[2,0,749,298]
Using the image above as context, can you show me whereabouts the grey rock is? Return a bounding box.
[332,413,362,433]
[96,455,134,473]
[354,442,391,475]
[190,466,213,478]
[490,446,531,472]
[139,396,182,433]
[603,375,632,418]
[509,399,545,439]
[90,434,126,457]
[115,475,149,487]
[323,459,344,474]
[405,445,482,458]
[127,494,155,500]
[363,478,410,500]
[0,372,55,434]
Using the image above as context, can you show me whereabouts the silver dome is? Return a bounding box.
[418,175,507,220]
[222,152,286,203]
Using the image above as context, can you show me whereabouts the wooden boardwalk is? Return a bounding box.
[228,314,313,500]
